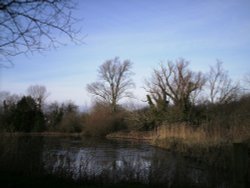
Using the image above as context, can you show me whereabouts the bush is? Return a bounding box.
[125,107,157,131]
[58,113,83,133]
[84,105,127,137]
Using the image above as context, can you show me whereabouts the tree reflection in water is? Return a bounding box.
[0,135,243,187]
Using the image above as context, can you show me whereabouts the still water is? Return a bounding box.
[0,135,243,187]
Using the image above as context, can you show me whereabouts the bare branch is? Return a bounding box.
[243,72,250,92]
[207,61,239,104]
[27,84,49,109]
[145,58,206,112]
[87,57,135,112]
[0,0,83,66]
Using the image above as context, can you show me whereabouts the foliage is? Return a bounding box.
[0,93,18,131]
[1,96,45,132]
[125,106,167,131]
[46,101,83,133]
[45,102,64,131]
[0,90,84,133]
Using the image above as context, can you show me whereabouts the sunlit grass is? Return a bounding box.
[154,123,250,146]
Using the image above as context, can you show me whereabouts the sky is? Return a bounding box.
[1,0,250,107]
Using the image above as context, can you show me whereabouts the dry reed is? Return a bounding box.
[154,123,250,148]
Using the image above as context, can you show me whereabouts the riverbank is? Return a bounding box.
[1,126,249,169]
[1,131,249,187]
[0,132,83,137]
[107,124,250,169]
[106,130,154,140]
[1,135,194,188]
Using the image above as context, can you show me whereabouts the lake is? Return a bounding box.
[0,135,246,187]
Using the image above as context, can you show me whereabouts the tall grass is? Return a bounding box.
[151,122,250,168]
[154,123,250,147]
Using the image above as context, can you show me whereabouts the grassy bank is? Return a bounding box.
[107,123,250,168]
[106,130,154,140]
[153,123,250,145]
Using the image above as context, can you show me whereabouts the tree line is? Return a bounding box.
[0,57,249,134]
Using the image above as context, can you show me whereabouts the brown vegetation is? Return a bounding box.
[83,104,127,137]
[107,94,250,167]
[107,131,154,140]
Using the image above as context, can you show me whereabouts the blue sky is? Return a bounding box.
[1,0,250,106]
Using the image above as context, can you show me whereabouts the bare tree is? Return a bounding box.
[145,59,206,113]
[0,91,18,107]
[245,73,250,83]
[0,0,81,66]
[0,91,10,104]
[27,85,49,109]
[243,72,250,91]
[87,57,135,112]
[207,61,239,104]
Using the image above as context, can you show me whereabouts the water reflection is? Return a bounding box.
[43,137,155,182]
[0,135,248,187]
[0,135,44,175]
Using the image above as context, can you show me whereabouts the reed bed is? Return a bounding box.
[154,123,250,147]
[151,123,250,168]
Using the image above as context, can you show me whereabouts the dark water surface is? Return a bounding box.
[0,135,248,187]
